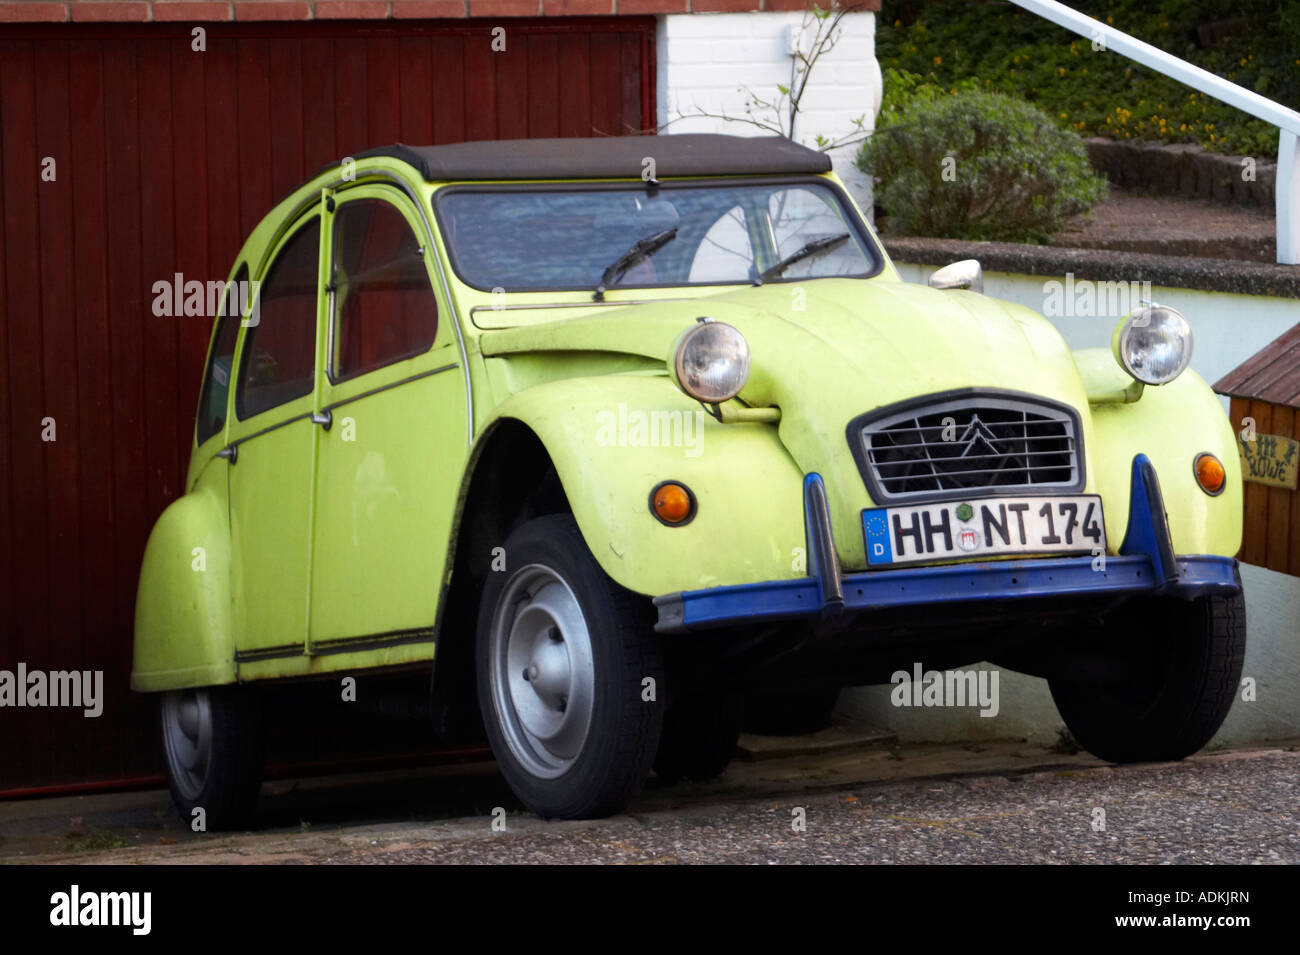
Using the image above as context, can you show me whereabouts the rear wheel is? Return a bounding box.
[160,685,263,830]
[476,514,665,819]
[744,686,841,736]
[1049,593,1245,763]
[654,691,742,783]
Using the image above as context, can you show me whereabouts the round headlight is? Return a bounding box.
[1112,303,1193,385]
[671,320,751,403]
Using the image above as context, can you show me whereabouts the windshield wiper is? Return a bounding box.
[594,228,678,301]
[754,232,851,285]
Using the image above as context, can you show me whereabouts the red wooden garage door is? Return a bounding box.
[0,17,656,793]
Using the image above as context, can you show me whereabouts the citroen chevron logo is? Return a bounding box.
[956,415,1003,458]
[863,399,1077,499]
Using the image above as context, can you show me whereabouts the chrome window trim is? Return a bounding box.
[320,363,459,414]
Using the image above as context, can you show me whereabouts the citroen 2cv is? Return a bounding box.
[133,134,1245,825]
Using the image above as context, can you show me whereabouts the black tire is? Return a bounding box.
[1049,593,1246,763]
[744,686,841,736]
[654,691,742,783]
[160,685,263,830]
[475,514,666,819]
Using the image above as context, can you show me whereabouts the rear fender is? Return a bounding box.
[131,460,236,691]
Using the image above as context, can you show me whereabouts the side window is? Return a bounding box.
[331,198,438,382]
[237,218,321,420]
[196,263,247,445]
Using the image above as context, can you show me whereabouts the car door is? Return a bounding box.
[225,211,325,661]
[307,185,469,650]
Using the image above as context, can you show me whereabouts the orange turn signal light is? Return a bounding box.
[650,481,696,525]
[1194,453,1226,496]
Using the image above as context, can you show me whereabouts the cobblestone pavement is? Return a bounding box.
[6,743,1296,865]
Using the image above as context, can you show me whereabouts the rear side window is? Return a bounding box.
[195,263,247,445]
[237,218,321,420]
[331,198,438,382]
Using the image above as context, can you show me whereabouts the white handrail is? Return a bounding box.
[1008,0,1300,265]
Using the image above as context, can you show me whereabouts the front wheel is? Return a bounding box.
[476,514,665,819]
[160,685,263,830]
[1049,593,1245,763]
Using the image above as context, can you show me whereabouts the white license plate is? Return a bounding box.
[862,495,1105,567]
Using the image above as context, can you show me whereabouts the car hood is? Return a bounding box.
[480,276,1093,472]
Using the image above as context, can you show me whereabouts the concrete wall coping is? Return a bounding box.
[883,236,1300,300]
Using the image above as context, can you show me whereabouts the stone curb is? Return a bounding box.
[883,235,1300,299]
[1086,137,1276,207]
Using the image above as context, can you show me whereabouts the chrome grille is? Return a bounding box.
[853,394,1082,502]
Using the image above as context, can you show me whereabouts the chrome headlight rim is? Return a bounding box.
[670,319,751,404]
[1112,302,1194,386]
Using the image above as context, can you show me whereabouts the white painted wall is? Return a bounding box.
[892,263,1300,408]
[837,264,1300,747]
[655,12,882,213]
[838,564,1300,747]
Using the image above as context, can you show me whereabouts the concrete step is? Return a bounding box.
[736,721,898,762]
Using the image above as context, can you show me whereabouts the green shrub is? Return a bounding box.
[877,0,1298,157]
[856,82,1107,242]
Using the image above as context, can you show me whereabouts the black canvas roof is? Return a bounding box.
[354,134,832,181]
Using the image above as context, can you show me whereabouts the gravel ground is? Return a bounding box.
[311,748,1299,865]
[8,744,1295,865]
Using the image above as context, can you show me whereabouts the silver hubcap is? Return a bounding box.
[489,564,596,779]
[162,688,213,800]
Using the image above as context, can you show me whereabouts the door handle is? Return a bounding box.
[311,410,333,431]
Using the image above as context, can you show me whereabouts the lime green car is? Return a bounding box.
[133,134,1245,825]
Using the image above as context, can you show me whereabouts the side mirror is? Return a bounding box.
[928,259,983,294]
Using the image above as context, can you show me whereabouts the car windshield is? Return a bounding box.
[434,179,880,292]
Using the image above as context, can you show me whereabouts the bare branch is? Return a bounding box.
[659,0,868,152]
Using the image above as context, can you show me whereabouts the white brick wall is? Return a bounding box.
[655,11,882,213]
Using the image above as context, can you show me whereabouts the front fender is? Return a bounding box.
[486,375,807,596]
[131,460,236,691]
[1088,362,1242,557]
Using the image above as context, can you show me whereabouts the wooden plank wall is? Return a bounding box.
[0,18,655,791]
[1230,396,1300,575]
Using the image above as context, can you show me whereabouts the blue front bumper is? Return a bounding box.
[653,455,1242,634]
